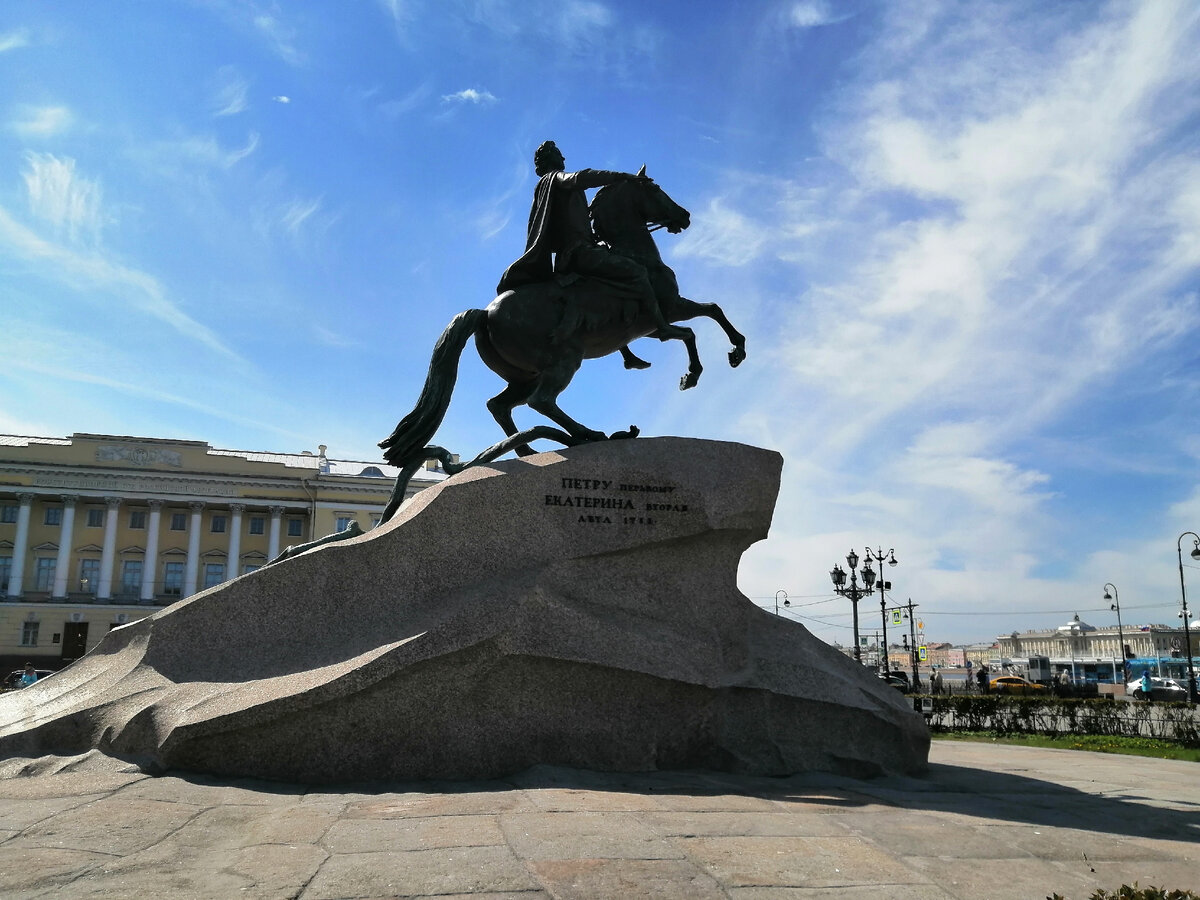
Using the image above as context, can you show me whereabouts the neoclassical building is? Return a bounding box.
[0,433,444,671]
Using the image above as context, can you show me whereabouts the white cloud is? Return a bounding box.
[0,29,30,53]
[280,197,322,234]
[210,66,250,116]
[272,95,291,104]
[718,1,1200,642]
[442,88,497,105]
[787,2,847,28]
[672,199,769,267]
[22,153,105,244]
[0,206,237,359]
[10,105,73,138]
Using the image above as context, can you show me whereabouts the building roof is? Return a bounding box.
[0,434,448,482]
[0,435,73,447]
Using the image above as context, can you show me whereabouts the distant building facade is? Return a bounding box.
[0,433,444,670]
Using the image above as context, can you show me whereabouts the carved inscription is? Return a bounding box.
[543,477,690,526]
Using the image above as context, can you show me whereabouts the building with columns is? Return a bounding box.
[0,433,444,672]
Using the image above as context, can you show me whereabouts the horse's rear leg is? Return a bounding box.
[527,357,607,444]
[676,296,747,367]
[487,379,537,456]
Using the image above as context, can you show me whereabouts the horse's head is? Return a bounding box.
[591,167,690,245]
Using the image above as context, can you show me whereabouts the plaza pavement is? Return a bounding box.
[0,740,1195,899]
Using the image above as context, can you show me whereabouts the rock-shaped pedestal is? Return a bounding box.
[0,438,928,782]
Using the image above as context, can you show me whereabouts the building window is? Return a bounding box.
[211,515,227,534]
[129,510,147,529]
[170,513,187,531]
[78,558,100,593]
[0,556,10,593]
[21,621,39,647]
[44,507,62,526]
[203,562,225,588]
[242,563,262,575]
[163,562,184,596]
[34,558,56,591]
[335,516,355,532]
[86,508,105,527]
[287,518,303,537]
[370,515,382,528]
[1,505,16,524]
[121,560,142,595]
[249,517,265,535]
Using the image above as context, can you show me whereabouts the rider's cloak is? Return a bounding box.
[496,172,557,294]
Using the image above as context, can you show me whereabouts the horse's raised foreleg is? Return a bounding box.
[486,379,538,457]
[674,296,747,368]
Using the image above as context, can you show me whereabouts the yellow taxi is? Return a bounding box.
[989,675,1046,695]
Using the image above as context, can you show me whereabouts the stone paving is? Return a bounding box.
[0,741,1195,899]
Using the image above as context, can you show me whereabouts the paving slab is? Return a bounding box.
[0,741,1194,899]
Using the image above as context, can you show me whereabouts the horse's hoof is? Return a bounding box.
[729,347,746,368]
[679,374,699,391]
[609,426,640,441]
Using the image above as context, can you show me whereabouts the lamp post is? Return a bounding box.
[1103,583,1126,684]
[1176,532,1200,705]
[775,590,790,616]
[830,551,870,663]
[864,547,898,676]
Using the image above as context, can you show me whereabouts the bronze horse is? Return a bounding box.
[377,172,745,520]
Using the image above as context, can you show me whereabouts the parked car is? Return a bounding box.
[1,668,55,691]
[1126,676,1188,702]
[878,671,909,692]
[989,675,1046,695]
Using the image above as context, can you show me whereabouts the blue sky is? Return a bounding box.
[2,1,1198,646]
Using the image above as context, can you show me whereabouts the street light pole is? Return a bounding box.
[1176,532,1200,705]
[863,547,898,677]
[830,553,870,663]
[1103,583,1125,684]
[775,590,790,616]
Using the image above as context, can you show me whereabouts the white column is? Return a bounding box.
[227,504,244,579]
[183,501,204,598]
[140,500,163,602]
[96,497,121,600]
[6,493,33,599]
[51,495,78,599]
[267,506,284,560]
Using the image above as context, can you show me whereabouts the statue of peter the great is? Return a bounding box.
[497,140,689,341]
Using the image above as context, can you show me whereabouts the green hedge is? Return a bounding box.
[921,695,1200,747]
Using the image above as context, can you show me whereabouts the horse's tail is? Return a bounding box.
[378,309,486,467]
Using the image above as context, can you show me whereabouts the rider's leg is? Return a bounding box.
[571,248,691,341]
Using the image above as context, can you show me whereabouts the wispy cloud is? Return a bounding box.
[142,132,260,172]
[0,29,30,53]
[22,153,105,244]
[10,105,73,138]
[210,65,250,116]
[280,196,322,234]
[442,88,497,105]
[272,95,291,104]
[0,205,237,359]
[707,1,1200,634]
[786,1,853,29]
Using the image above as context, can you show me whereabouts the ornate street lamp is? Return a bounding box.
[864,547,898,676]
[831,547,897,671]
[1103,583,1126,684]
[1176,532,1200,704]
[775,590,790,616]
[830,555,868,663]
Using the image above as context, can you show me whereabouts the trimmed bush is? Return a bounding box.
[924,695,1199,747]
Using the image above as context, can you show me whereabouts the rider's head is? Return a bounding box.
[534,141,565,175]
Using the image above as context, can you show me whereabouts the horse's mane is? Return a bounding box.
[589,180,631,244]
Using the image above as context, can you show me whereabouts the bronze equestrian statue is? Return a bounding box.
[376,142,747,523]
